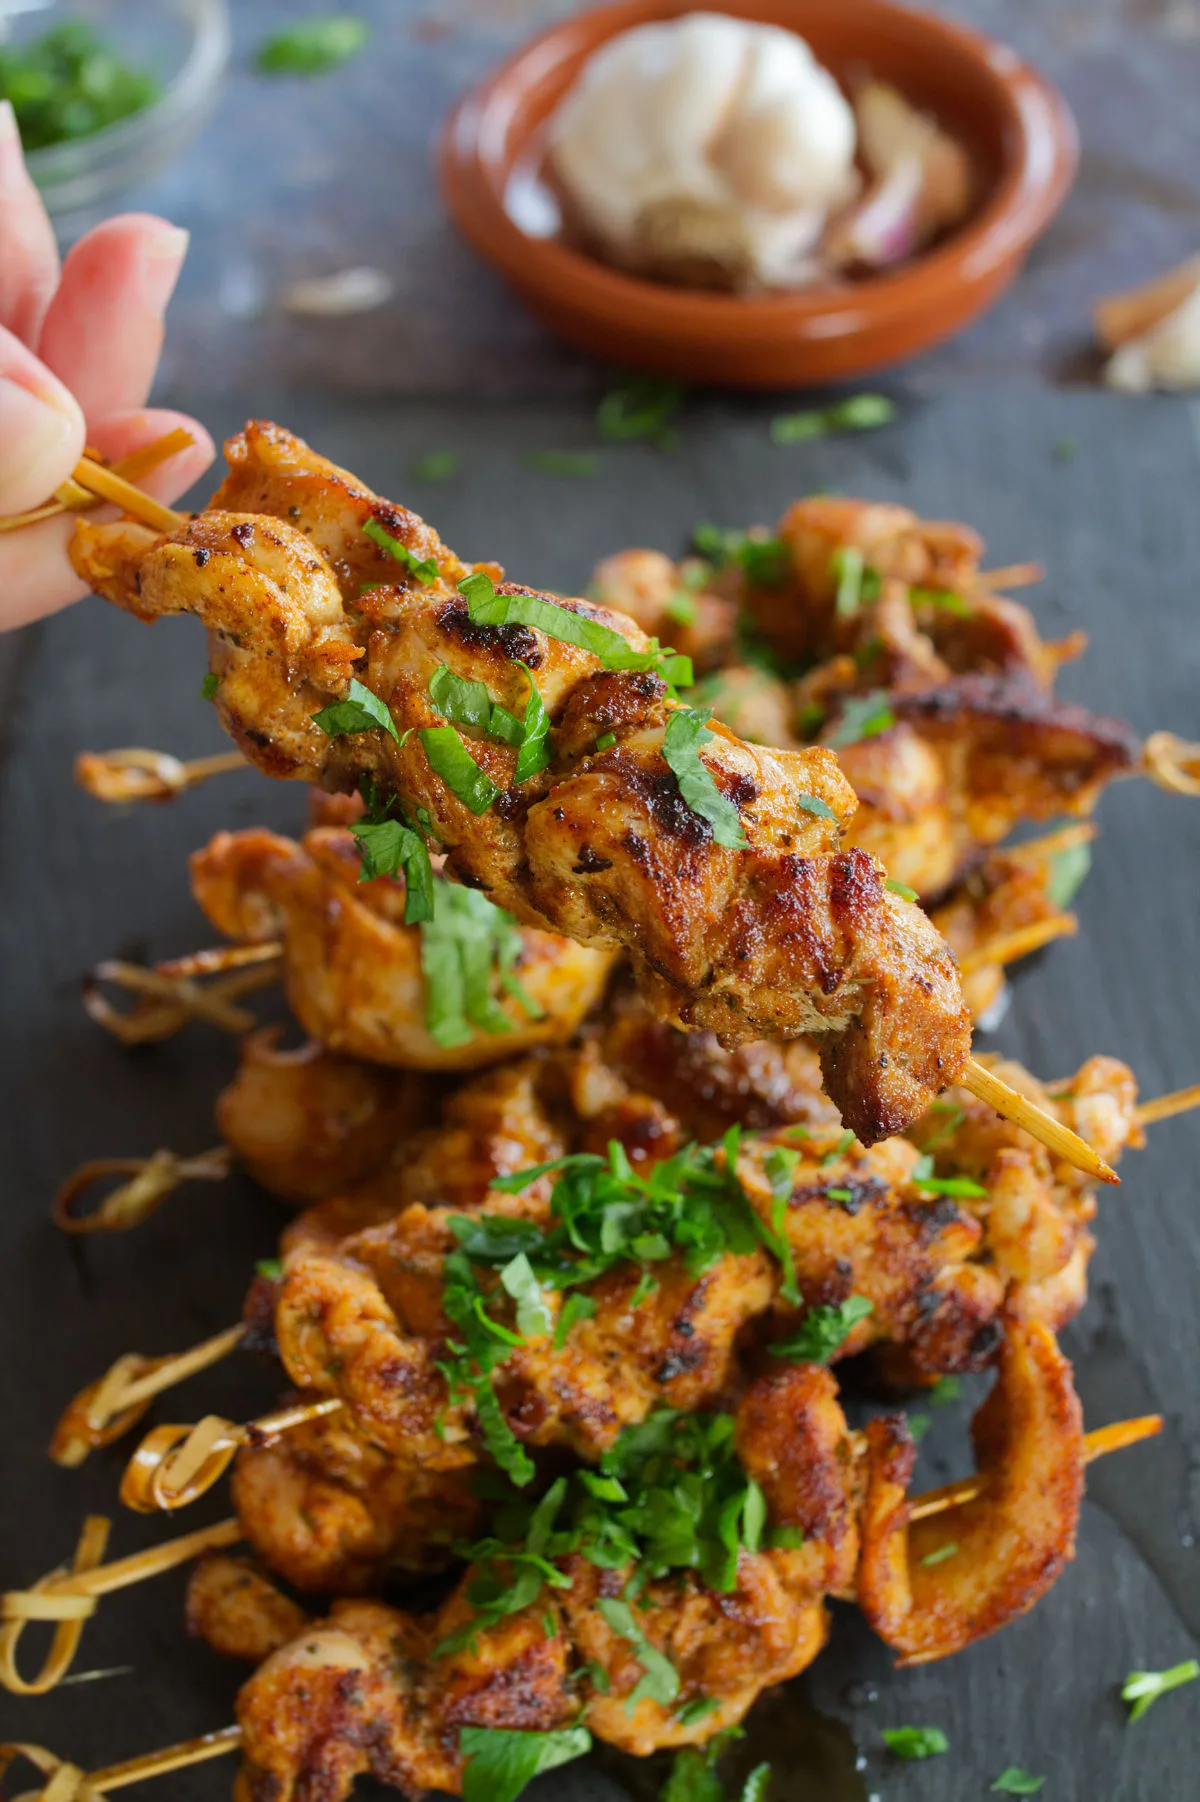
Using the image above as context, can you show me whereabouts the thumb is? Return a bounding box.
[0,323,85,516]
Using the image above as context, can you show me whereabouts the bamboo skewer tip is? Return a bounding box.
[961,1057,1120,1185]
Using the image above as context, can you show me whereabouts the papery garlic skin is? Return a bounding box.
[1104,280,1200,393]
[547,12,858,290]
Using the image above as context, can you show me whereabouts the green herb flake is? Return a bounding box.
[693,525,788,589]
[825,692,896,749]
[199,672,219,701]
[363,516,439,583]
[795,792,838,825]
[767,1524,805,1550]
[596,731,617,752]
[411,451,460,482]
[254,1258,283,1282]
[420,726,501,815]
[771,392,895,445]
[459,1725,592,1802]
[661,709,749,850]
[596,1597,680,1710]
[418,881,540,1046]
[772,1295,873,1365]
[1047,840,1092,910]
[819,1129,856,1169]
[666,589,699,626]
[513,665,552,784]
[458,572,690,688]
[675,1696,721,1729]
[256,17,369,76]
[740,1768,772,1802]
[1052,436,1078,463]
[920,1540,958,1566]
[930,1376,961,1407]
[1122,1659,1200,1721]
[907,1412,931,1443]
[991,1769,1045,1794]
[597,377,686,447]
[0,22,160,151]
[351,816,434,921]
[830,546,881,618]
[525,450,599,478]
[910,583,972,617]
[886,877,919,903]
[910,1156,988,1200]
[312,677,401,744]
[882,1725,949,1760]
[500,1253,553,1339]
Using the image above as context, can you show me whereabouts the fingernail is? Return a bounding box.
[0,100,21,186]
[140,224,190,315]
[0,371,85,513]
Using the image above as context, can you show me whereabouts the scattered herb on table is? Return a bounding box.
[524,450,599,478]
[770,393,896,445]
[199,672,219,701]
[882,1725,949,1760]
[991,1769,1045,1795]
[1122,1659,1200,1721]
[0,23,160,151]
[256,17,369,76]
[411,451,460,482]
[1052,436,1078,463]
[597,377,687,447]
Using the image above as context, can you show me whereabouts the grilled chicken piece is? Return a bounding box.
[192,825,615,1071]
[70,421,971,1143]
[230,1404,480,1593]
[186,1555,308,1663]
[588,547,738,674]
[930,837,1086,1024]
[858,1314,1084,1663]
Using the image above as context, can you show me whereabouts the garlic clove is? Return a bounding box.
[854,80,972,240]
[1094,255,1200,351]
[823,152,925,272]
[1101,272,1200,392]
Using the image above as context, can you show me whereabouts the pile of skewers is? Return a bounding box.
[2,425,1198,1802]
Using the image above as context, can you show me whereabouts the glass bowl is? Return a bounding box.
[4,0,230,215]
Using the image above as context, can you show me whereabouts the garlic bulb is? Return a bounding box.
[826,81,972,271]
[1096,257,1200,393]
[547,12,858,291]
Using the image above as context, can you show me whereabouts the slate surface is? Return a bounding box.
[1,384,1200,1799]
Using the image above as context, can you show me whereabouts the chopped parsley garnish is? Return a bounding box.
[831,546,881,617]
[349,776,436,921]
[920,1540,958,1567]
[459,572,690,687]
[419,725,501,814]
[524,450,599,478]
[661,709,749,850]
[666,589,699,626]
[825,691,895,749]
[597,377,686,448]
[886,877,919,903]
[796,793,838,825]
[256,17,369,76]
[917,1100,967,1153]
[419,881,541,1047]
[910,1155,987,1200]
[991,1769,1045,1794]
[0,23,160,151]
[459,1725,592,1802]
[662,1743,771,1802]
[819,1129,856,1168]
[910,583,972,616]
[513,665,552,783]
[882,1725,949,1760]
[363,516,439,583]
[597,1597,680,1708]
[595,731,617,752]
[693,525,788,589]
[1047,840,1092,909]
[771,1296,874,1364]
[770,393,896,444]
[760,1146,801,1306]
[312,677,401,744]
[427,661,550,785]
[199,672,219,701]
[930,1375,961,1406]
[553,1292,596,1350]
[411,451,459,482]
[1122,1659,1200,1721]
[254,1258,283,1282]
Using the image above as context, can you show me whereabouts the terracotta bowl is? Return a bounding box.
[439,0,1078,388]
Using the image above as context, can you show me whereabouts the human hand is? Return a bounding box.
[0,100,214,628]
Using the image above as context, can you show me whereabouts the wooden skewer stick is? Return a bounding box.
[961,1057,1119,1185]
[1141,730,1200,798]
[52,1147,232,1236]
[83,945,283,1047]
[974,562,1044,591]
[51,1326,246,1469]
[0,1518,240,1697]
[74,747,247,804]
[909,1414,1163,1523]
[1137,1081,1200,1128]
[0,429,195,535]
[1008,821,1097,861]
[69,458,188,535]
[957,913,1076,976]
[0,1725,244,1799]
[121,1397,344,1513]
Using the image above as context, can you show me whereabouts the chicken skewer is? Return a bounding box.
[65,427,1111,1177]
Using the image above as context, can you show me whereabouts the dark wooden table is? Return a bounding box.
[3,5,1200,1801]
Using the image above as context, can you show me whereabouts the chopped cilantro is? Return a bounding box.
[825,691,895,749]
[795,792,839,825]
[886,877,919,903]
[256,17,369,75]
[595,731,617,752]
[254,1258,283,1282]
[910,583,972,616]
[693,524,788,588]
[364,516,439,582]
[666,589,699,626]
[553,1293,596,1350]
[770,392,895,444]
[411,451,459,482]
[351,816,434,917]
[661,709,749,850]
[882,1725,949,1760]
[419,726,501,815]
[819,1129,856,1168]
[930,1375,961,1407]
[767,1524,805,1550]
[991,1768,1045,1794]
[199,672,219,701]
[525,450,599,478]
[312,677,401,744]
[1122,1659,1200,1721]
[418,881,541,1047]
[0,22,160,151]
[675,1696,722,1729]
[459,572,690,687]
[513,665,552,784]
[760,1143,801,1305]
[1047,840,1092,910]
[831,546,881,617]
[920,1541,958,1566]
[597,1596,680,1709]
[772,1296,874,1364]
[907,1412,931,1442]
[459,1725,591,1802]
[597,377,686,447]
[910,1155,987,1199]
[662,1745,771,1802]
